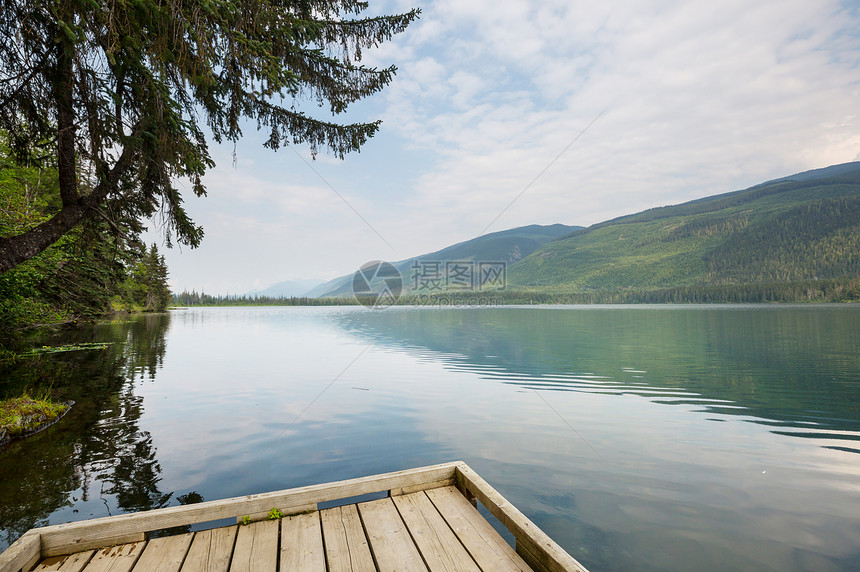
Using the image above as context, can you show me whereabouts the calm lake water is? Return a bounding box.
[1,305,859,571]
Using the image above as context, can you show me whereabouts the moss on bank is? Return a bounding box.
[0,396,71,448]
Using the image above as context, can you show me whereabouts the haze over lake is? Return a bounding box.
[1,305,858,571]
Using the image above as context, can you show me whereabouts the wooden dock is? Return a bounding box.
[0,462,588,572]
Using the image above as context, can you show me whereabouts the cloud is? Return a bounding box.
[160,0,860,292]
[373,0,859,237]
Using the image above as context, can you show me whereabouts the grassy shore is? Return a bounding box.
[0,395,70,447]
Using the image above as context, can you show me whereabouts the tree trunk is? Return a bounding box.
[0,130,138,273]
[56,40,78,207]
[0,202,90,272]
[0,27,90,274]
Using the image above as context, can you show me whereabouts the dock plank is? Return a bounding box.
[180,526,237,572]
[426,486,530,571]
[12,463,589,572]
[37,462,462,558]
[33,550,95,572]
[279,512,324,571]
[392,492,480,572]
[455,464,588,572]
[132,533,192,571]
[229,520,278,572]
[81,542,145,572]
[320,505,375,572]
[359,498,428,572]
[0,532,40,572]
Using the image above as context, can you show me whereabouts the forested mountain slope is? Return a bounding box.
[507,163,860,298]
[307,223,581,297]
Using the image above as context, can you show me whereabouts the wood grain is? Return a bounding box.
[133,533,192,571]
[80,542,144,572]
[455,464,588,572]
[426,486,529,571]
[320,505,375,572]
[180,527,237,572]
[32,550,94,572]
[229,520,278,572]
[391,492,480,572]
[359,498,428,571]
[280,513,324,571]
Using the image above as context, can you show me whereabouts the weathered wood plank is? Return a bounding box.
[37,462,461,557]
[132,533,192,571]
[516,541,552,572]
[179,527,237,572]
[42,535,145,559]
[229,520,278,572]
[0,530,42,572]
[320,505,375,572]
[390,478,455,497]
[33,550,95,572]
[279,513,324,571]
[81,542,145,572]
[454,464,588,572]
[319,507,349,571]
[359,498,428,572]
[426,487,530,572]
[391,492,480,572]
[0,531,40,572]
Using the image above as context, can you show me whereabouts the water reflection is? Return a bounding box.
[331,305,860,447]
[327,306,860,570]
[0,314,173,547]
[1,306,859,571]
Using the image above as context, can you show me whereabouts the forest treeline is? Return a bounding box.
[173,276,860,307]
[171,291,359,306]
[0,137,171,336]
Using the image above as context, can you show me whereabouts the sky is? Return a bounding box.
[147,0,860,295]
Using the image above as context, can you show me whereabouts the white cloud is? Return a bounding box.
[371,0,859,230]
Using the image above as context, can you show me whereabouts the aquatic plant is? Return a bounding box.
[26,342,111,355]
[0,395,70,446]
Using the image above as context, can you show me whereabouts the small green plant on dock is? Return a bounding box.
[240,515,251,526]
[268,508,284,520]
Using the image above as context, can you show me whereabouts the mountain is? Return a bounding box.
[306,223,582,297]
[304,276,350,299]
[768,161,860,183]
[507,162,860,294]
[247,278,321,298]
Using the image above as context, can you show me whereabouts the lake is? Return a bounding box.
[1,305,859,571]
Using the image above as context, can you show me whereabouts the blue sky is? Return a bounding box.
[150,0,860,295]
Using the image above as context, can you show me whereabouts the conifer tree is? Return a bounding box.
[0,0,418,272]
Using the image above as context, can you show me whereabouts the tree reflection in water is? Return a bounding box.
[0,313,182,549]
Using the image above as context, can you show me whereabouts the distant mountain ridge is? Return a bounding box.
[563,161,860,236]
[304,223,582,297]
[769,161,860,183]
[508,161,860,294]
[247,278,321,298]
